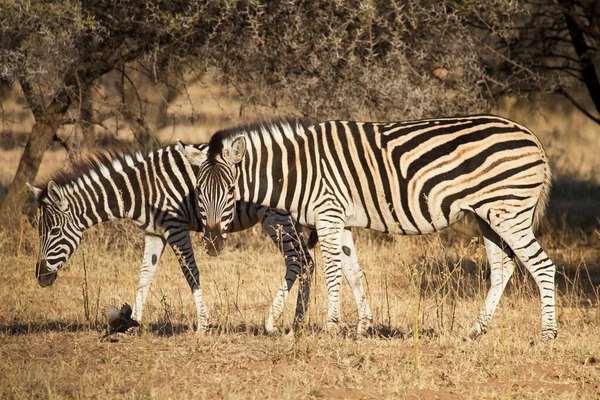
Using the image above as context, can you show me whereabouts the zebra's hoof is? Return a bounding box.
[126,325,143,336]
[324,322,341,336]
[265,316,277,335]
[466,325,486,341]
[195,325,210,335]
[284,329,296,342]
[265,326,281,336]
[540,330,557,343]
[357,318,373,337]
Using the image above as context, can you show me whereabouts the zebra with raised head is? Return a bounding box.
[27,143,315,333]
[184,115,558,341]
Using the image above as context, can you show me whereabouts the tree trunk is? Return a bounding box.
[79,80,95,151]
[559,0,600,118]
[0,85,71,231]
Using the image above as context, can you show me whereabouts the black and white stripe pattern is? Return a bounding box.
[27,143,314,333]
[186,115,557,341]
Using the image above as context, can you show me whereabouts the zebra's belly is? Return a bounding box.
[384,210,466,235]
[294,199,467,235]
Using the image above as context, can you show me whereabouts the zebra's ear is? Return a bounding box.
[179,140,208,166]
[223,136,246,165]
[47,181,67,210]
[26,183,42,201]
[175,139,185,152]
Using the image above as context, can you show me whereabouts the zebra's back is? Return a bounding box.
[303,115,549,234]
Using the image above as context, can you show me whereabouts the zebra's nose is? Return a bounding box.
[36,259,57,287]
[203,226,226,257]
[204,236,226,256]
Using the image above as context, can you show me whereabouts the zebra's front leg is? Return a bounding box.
[316,219,345,332]
[340,229,373,336]
[132,234,166,323]
[166,230,209,334]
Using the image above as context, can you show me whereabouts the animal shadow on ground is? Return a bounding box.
[0,320,435,341]
[0,320,189,336]
[0,321,94,335]
[0,320,280,337]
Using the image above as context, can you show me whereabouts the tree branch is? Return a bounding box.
[558,0,600,117]
[557,87,600,125]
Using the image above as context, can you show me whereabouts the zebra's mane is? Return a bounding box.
[36,145,161,202]
[207,118,310,160]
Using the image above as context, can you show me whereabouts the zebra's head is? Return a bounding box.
[27,181,84,287]
[180,137,246,256]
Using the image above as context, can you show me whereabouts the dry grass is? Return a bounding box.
[1,221,599,399]
[1,85,600,398]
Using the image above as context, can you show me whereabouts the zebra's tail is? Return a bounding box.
[532,157,552,232]
[307,229,319,249]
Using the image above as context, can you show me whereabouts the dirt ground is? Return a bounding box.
[1,320,600,399]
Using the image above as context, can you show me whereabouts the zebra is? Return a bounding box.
[26,142,316,334]
[183,115,557,342]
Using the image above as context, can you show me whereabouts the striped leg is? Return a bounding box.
[132,234,166,323]
[316,218,345,331]
[340,229,373,335]
[259,210,314,333]
[166,230,209,333]
[266,254,314,333]
[264,242,313,334]
[468,219,516,340]
[486,213,557,342]
[266,280,290,333]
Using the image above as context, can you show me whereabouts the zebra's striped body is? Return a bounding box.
[186,115,557,341]
[28,143,315,333]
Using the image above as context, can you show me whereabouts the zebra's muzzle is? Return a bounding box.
[203,226,226,257]
[36,259,57,287]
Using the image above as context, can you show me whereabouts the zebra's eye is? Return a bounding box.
[50,227,60,236]
[228,187,235,195]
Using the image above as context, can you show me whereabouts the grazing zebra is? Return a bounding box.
[184,115,557,341]
[27,143,315,333]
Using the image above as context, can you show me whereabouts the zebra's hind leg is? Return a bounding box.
[468,219,516,340]
[265,259,313,335]
[260,210,314,334]
[485,212,557,342]
[316,217,346,333]
[291,244,314,332]
[340,229,373,336]
[266,281,288,334]
[132,234,166,324]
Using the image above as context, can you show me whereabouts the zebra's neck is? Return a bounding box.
[232,122,308,218]
[58,145,199,232]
